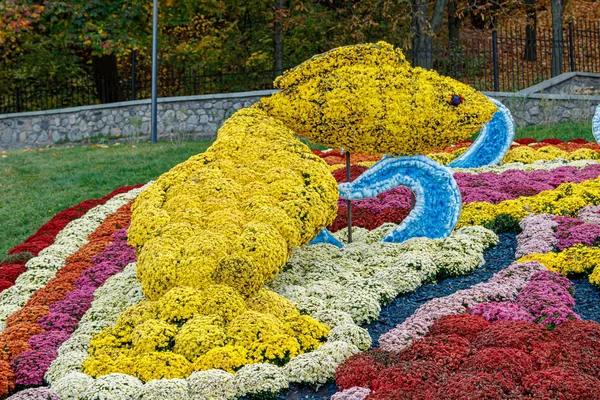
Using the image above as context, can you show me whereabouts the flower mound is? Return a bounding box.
[335,316,600,399]
[84,108,338,381]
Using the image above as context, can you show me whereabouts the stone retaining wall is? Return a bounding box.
[0,90,276,150]
[0,88,599,150]
[488,92,600,127]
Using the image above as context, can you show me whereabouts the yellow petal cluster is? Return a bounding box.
[518,245,600,286]
[503,146,600,164]
[128,107,338,300]
[457,178,600,229]
[85,107,337,381]
[83,288,330,381]
[258,42,496,155]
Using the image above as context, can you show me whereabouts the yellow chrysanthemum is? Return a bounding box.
[258,42,496,155]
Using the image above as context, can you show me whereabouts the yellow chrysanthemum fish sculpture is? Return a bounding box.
[84,42,501,382]
[259,41,497,155]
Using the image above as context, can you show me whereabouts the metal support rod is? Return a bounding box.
[346,151,352,244]
[131,50,136,101]
[150,0,159,144]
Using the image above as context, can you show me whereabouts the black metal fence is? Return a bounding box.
[1,20,598,114]
[407,20,600,92]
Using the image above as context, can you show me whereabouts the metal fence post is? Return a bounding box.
[131,50,136,101]
[492,31,499,92]
[193,71,198,95]
[14,87,21,113]
[568,22,575,72]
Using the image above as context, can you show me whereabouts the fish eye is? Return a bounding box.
[449,95,463,107]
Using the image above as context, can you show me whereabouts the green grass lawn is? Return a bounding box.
[515,121,594,142]
[0,140,211,257]
[0,120,595,257]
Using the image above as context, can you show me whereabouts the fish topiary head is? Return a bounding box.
[258,41,497,156]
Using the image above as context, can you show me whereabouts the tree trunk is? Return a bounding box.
[550,0,564,77]
[412,0,433,69]
[92,55,123,104]
[524,0,537,61]
[274,0,284,77]
[448,0,461,44]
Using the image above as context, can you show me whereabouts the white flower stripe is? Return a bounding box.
[0,186,145,330]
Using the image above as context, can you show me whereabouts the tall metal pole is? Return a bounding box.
[150,0,159,144]
[346,151,352,244]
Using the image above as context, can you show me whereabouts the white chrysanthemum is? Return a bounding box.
[454,225,499,247]
[136,379,190,400]
[452,158,597,174]
[45,351,88,384]
[0,284,38,308]
[397,251,438,282]
[305,280,344,301]
[79,305,123,326]
[316,340,360,363]
[289,293,327,315]
[0,304,21,322]
[269,270,303,288]
[303,261,360,284]
[93,276,140,300]
[51,372,94,400]
[396,237,443,253]
[337,241,375,263]
[232,364,289,397]
[57,333,93,355]
[346,277,396,305]
[283,351,338,385]
[328,288,380,324]
[14,269,56,287]
[312,309,355,328]
[272,284,307,300]
[287,244,340,270]
[328,323,372,351]
[433,250,484,276]
[372,264,423,296]
[75,320,112,336]
[332,226,372,244]
[24,255,64,271]
[80,373,143,400]
[360,222,398,244]
[187,370,236,400]
[443,234,486,256]
[38,242,79,258]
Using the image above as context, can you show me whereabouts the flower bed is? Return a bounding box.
[0,185,143,297]
[3,135,600,399]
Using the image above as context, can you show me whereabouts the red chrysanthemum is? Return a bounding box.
[335,355,384,390]
[515,138,538,145]
[0,279,13,292]
[436,372,521,400]
[522,366,600,399]
[427,314,490,342]
[370,361,444,400]
[460,347,536,384]
[332,165,369,183]
[0,264,26,282]
[473,321,553,352]
[399,334,471,372]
